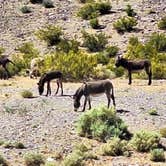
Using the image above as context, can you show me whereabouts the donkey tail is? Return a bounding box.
[111,85,116,107]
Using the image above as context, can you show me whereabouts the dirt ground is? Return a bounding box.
[0,76,166,165]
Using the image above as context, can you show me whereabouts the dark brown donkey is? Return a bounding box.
[73,79,116,112]
[115,56,152,85]
[0,56,15,79]
[37,71,63,96]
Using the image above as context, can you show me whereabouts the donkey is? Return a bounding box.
[0,56,15,79]
[115,56,152,85]
[73,79,115,112]
[37,71,63,96]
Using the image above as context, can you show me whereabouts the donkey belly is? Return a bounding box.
[90,93,104,97]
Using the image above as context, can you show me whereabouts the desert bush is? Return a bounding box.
[113,16,137,33]
[24,153,45,166]
[131,130,161,152]
[158,16,166,30]
[0,154,8,166]
[147,32,166,52]
[76,106,131,142]
[30,0,42,4]
[14,142,25,149]
[42,0,54,8]
[148,109,158,115]
[101,137,130,156]
[56,39,79,53]
[41,51,97,80]
[105,46,119,58]
[78,0,94,3]
[82,31,108,52]
[63,142,97,166]
[3,142,14,149]
[93,64,112,79]
[125,4,136,17]
[150,148,165,162]
[77,3,98,20]
[0,47,5,57]
[90,18,100,29]
[160,127,166,138]
[35,25,63,46]
[96,52,110,65]
[20,6,32,13]
[21,90,33,98]
[95,2,111,15]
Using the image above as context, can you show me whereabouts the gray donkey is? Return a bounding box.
[73,79,116,112]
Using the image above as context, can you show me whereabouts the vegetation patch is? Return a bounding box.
[150,148,165,162]
[148,109,158,115]
[125,4,136,17]
[21,90,33,98]
[42,0,54,8]
[160,127,166,138]
[158,16,166,30]
[76,106,131,142]
[24,153,45,166]
[0,154,8,166]
[20,6,32,14]
[130,130,161,152]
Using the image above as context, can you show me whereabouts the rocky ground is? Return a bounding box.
[0,77,165,165]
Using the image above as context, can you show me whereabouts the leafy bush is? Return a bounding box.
[14,142,25,149]
[0,154,8,166]
[95,2,111,15]
[158,16,166,30]
[21,90,33,98]
[101,137,130,156]
[35,25,63,46]
[30,0,42,4]
[0,47,5,57]
[131,130,161,152]
[148,109,158,115]
[77,3,98,20]
[56,39,79,53]
[160,127,166,138]
[82,31,108,52]
[78,0,94,3]
[20,6,32,13]
[147,33,166,52]
[150,148,165,162]
[90,18,100,29]
[125,4,136,17]
[76,106,131,142]
[96,52,110,65]
[113,16,137,33]
[93,64,112,79]
[24,153,45,166]
[41,51,97,80]
[42,0,54,8]
[105,46,119,58]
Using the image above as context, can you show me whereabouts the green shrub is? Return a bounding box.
[158,16,166,30]
[0,154,8,166]
[30,0,42,4]
[76,106,131,142]
[35,25,63,46]
[24,153,45,166]
[150,148,165,162]
[56,39,79,53]
[113,16,137,33]
[42,0,54,8]
[105,46,119,58]
[125,4,136,17]
[160,127,166,138]
[101,137,130,156]
[78,0,94,3]
[77,3,98,20]
[21,90,33,98]
[131,130,161,152]
[20,6,32,13]
[96,52,110,65]
[148,109,158,115]
[0,47,5,57]
[41,51,97,80]
[82,31,108,52]
[90,18,100,29]
[147,33,166,52]
[95,2,112,15]
[14,142,25,149]
[93,64,112,79]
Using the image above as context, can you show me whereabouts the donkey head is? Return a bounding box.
[37,82,44,95]
[73,95,81,111]
[115,55,123,67]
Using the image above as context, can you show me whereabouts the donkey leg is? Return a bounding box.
[82,96,88,112]
[60,80,63,96]
[145,67,152,85]
[88,96,91,110]
[128,71,132,85]
[106,93,111,108]
[54,81,59,95]
[3,66,10,79]
[46,81,51,96]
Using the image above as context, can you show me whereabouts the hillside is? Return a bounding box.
[1,0,165,55]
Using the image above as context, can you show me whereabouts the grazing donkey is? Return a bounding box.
[0,56,15,79]
[37,71,63,96]
[73,79,116,112]
[115,56,152,85]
